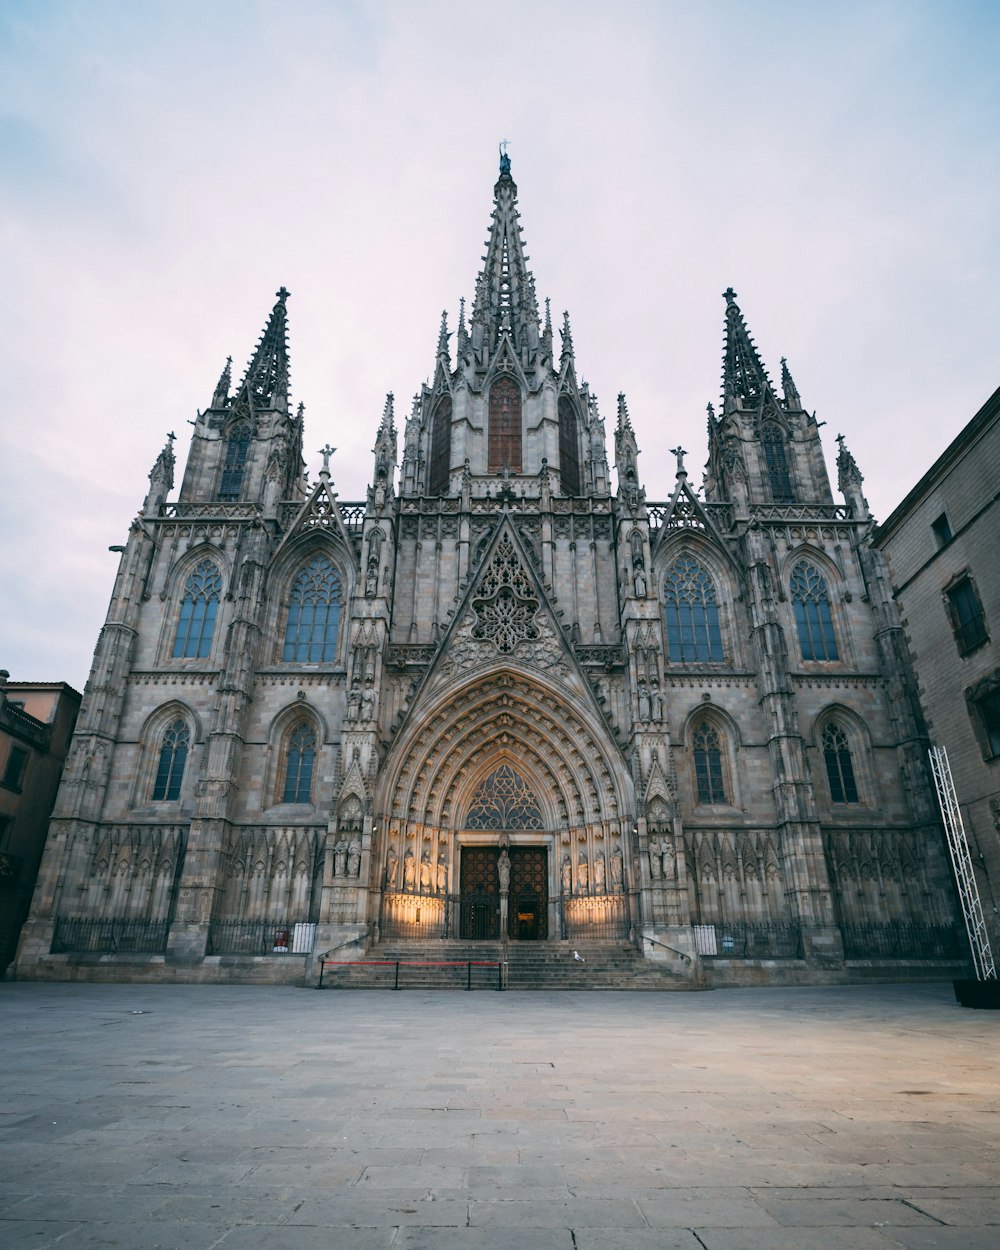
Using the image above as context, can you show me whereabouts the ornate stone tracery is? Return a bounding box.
[465,764,543,830]
[471,534,539,653]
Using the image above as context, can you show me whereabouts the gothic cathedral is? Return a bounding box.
[17,155,962,986]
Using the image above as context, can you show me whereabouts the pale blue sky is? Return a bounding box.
[2,0,998,686]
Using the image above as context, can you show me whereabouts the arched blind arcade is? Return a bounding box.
[558,397,581,495]
[488,378,522,473]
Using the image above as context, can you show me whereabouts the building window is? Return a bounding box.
[218,421,251,501]
[692,721,727,804]
[790,561,839,661]
[946,575,988,655]
[282,556,342,663]
[976,690,1000,759]
[152,720,189,801]
[558,396,581,495]
[664,556,724,663]
[428,396,452,495]
[488,377,522,473]
[281,722,317,804]
[1,745,29,792]
[931,513,952,548]
[966,671,1000,760]
[822,721,859,803]
[762,422,794,503]
[172,560,222,659]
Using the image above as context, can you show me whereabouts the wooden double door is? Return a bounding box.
[459,846,548,940]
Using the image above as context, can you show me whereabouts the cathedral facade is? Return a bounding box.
[17,157,964,985]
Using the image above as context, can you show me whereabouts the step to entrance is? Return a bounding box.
[318,940,697,990]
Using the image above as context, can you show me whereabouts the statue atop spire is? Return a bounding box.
[499,139,511,177]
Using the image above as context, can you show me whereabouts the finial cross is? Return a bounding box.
[318,444,336,475]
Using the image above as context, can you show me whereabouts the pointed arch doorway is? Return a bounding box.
[459,763,549,941]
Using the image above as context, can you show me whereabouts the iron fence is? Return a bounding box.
[561,893,630,941]
[840,922,964,960]
[51,916,169,954]
[207,920,316,956]
[694,922,803,958]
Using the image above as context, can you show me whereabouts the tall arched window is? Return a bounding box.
[218,421,251,501]
[428,396,452,495]
[558,396,581,495]
[488,377,522,473]
[762,422,794,502]
[822,721,859,803]
[790,561,839,661]
[282,722,317,804]
[282,556,341,662]
[173,560,222,659]
[152,720,189,801]
[664,556,724,662]
[692,720,727,804]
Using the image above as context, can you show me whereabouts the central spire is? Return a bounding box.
[470,152,541,366]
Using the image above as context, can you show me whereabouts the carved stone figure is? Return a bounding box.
[347,837,361,878]
[385,844,398,888]
[593,853,606,894]
[497,847,511,892]
[661,837,677,881]
[334,837,348,878]
[361,689,375,723]
[561,854,572,895]
[347,684,361,721]
[419,848,432,893]
[577,853,589,893]
[638,684,651,722]
[365,558,379,598]
[647,840,662,880]
[436,850,448,894]
[611,844,624,890]
[403,847,416,891]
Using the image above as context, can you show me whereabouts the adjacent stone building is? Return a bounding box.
[874,384,1000,954]
[1,674,81,972]
[16,156,963,985]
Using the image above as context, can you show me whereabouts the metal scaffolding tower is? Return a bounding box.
[929,744,996,982]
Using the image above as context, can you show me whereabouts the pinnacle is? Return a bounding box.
[616,392,633,431]
[437,310,450,359]
[721,288,771,407]
[379,392,396,437]
[560,310,574,360]
[211,355,232,408]
[237,287,291,411]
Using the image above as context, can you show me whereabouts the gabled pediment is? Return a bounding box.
[273,477,357,566]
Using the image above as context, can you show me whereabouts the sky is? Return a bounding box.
[2,0,998,690]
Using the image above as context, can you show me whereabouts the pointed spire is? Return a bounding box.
[780,356,802,408]
[469,155,541,359]
[721,287,771,411]
[237,287,290,412]
[377,392,396,437]
[457,296,469,356]
[616,392,633,433]
[143,432,175,515]
[436,310,451,363]
[836,433,870,519]
[211,356,232,408]
[560,310,575,364]
[615,393,640,496]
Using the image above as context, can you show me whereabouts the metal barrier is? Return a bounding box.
[318,959,506,990]
[207,920,315,956]
[561,893,630,940]
[51,916,169,954]
[694,922,803,959]
[840,922,964,960]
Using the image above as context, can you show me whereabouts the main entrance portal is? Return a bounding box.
[459,846,548,940]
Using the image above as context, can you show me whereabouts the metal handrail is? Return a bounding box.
[643,934,693,965]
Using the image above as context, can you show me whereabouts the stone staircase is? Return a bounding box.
[317,939,699,991]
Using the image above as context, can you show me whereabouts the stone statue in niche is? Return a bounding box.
[334,837,348,877]
[497,848,511,893]
[647,840,662,880]
[419,848,432,893]
[661,837,676,880]
[611,844,624,890]
[577,852,589,893]
[347,684,361,721]
[436,849,448,894]
[361,689,375,723]
[365,558,379,598]
[593,854,606,894]
[347,838,361,878]
[561,854,572,896]
[385,844,398,888]
[638,684,651,722]
[403,847,416,891]
[651,686,663,721]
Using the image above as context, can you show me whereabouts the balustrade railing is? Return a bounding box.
[51,916,169,954]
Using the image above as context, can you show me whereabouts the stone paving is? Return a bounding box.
[1,981,999,1248]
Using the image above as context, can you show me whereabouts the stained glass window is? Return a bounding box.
[664,556,724,662]
[152,719,189,801]
[173,560,222,659]
[762,422,794,503]
[790,562,839,661]
[429,396,452,495]
[218,421,251,501]
[466,764,543,830]
[558,396,581,495]
[822,721,859,803]
[282,722,316,804]
[282,556,341,662]
[488,377,522,473]
[692,721,726,804]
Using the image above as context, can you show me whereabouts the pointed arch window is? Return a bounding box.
[219,421,251,501]
[152,720,189,801]
[429,396,452,495]
[466,764,543,830]
[488,377,522,473]
[281,722,317,804]
[822,721,859,803]
[558,396,581,495]
[790,561,839,661]
[282,556,342,663]
[692,720,727,805]
[172,560,222,659]
[664,556,724,663]
[762,422,794,503]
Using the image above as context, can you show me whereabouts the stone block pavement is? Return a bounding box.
[1,981,999,1248]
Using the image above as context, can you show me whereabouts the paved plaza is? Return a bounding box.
[1,981,999,1249]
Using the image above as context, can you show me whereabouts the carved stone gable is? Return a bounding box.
[471,534,539,653]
